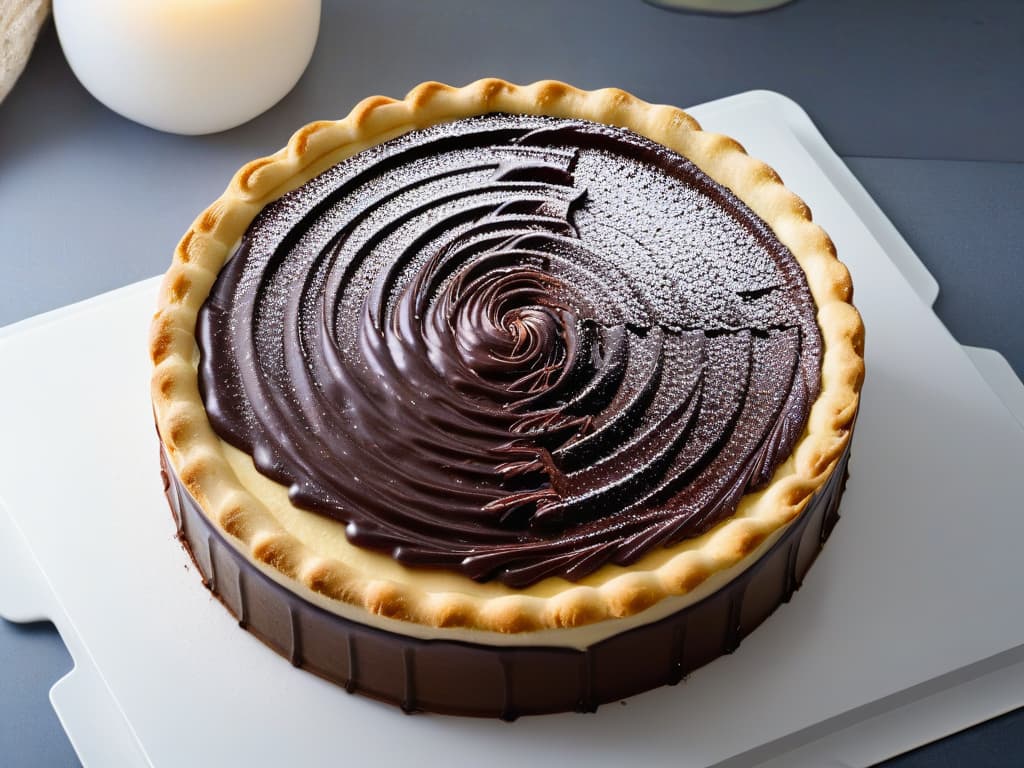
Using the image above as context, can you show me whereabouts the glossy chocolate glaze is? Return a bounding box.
[161,443,849,718]
[197,115,822,587]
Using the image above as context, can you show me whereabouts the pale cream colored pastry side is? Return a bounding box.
[150,78,864,644]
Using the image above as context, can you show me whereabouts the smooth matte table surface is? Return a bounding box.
[1,1,1022,766]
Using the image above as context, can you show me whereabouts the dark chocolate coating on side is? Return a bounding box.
[160,442,849,719]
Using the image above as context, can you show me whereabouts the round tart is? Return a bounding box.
[151,79,864,718]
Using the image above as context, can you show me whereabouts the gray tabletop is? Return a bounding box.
[1,1,1022,765]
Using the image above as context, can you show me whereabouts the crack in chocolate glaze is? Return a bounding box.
[197,115,822,587]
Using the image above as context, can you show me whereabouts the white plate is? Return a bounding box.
[2,91,1023,768]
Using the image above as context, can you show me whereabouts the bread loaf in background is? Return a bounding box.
[1,0,49,104]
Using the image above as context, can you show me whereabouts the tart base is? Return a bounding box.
[161,443,850,719]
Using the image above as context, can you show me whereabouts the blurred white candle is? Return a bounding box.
[53,0,321,135]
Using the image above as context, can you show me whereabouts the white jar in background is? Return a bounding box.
[53,0,321,135]
[646,0,794,13]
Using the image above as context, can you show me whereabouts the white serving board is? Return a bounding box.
[2,91,1024,768]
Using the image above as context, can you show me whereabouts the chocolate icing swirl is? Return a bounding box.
[197,115,822,587]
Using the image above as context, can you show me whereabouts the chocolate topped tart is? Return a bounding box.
[151,79,864,718]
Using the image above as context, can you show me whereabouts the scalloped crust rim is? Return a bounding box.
[150,78,864,641]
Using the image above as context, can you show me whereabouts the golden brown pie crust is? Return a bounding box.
[150,78,864,640]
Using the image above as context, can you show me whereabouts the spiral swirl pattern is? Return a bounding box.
[198,115,822,587]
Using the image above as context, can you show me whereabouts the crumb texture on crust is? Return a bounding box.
[150,78,864,637]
